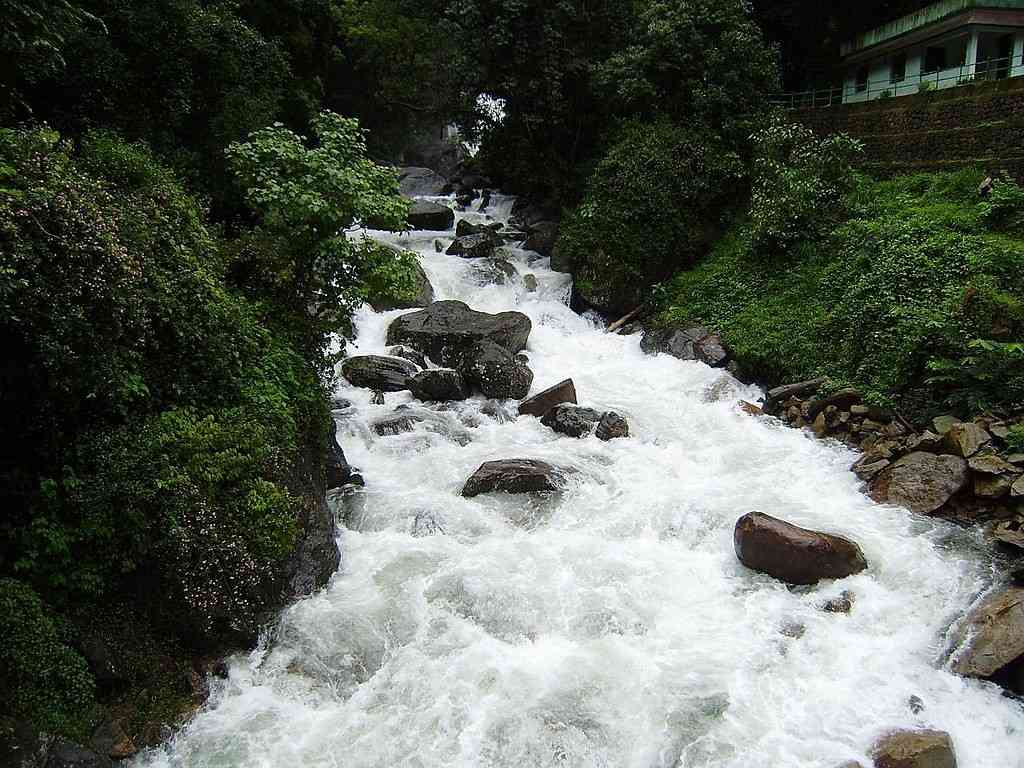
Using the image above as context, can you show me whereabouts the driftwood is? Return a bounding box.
[606,304,646,334]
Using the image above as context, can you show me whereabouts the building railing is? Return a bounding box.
[771,52,1024,109]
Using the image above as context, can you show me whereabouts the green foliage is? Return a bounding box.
[452,0,778,203]
[18,0,290,208]
[357,239,424,307]
[0,579,95,737]
[0,0,102,119]
[1007,423,1024,453]
[557,118,744,313]
[226,111,409,350]
[593,0,778,132]
[979,171,1024,232]
[748,121,863,252]
[661,169,1024,419]
[1,126,329,681]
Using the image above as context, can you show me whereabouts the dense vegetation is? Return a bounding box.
[659,163,1024,421]
[1,0,423,744]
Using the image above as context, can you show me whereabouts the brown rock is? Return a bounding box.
[733,512,868,586]
[932,415,959,435]
[518,379,577,418]
[461,459,572,497]
[906,431,944,452]
[740,400,763,416]
[871,729,956,768]
[1013,475,1024,498]
[944,422,991,458]
[853,458,891,482]
[869,453,969,515]
[974,474,1012,499]
[806,388,862,420]
[967,454,1017,475]
[91,719,136,760]
[950,586,1024,679]
[992,519,1024,551]
[764,378,826,412]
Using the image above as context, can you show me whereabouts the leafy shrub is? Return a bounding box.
[0,579,95,737]
[661,170,1024,419]
[556,118,744,313]
[748,121,863,253]
[226,111,409,353]
[979,171,1024,232]
[1,126,329,658]
[357,239,425,307]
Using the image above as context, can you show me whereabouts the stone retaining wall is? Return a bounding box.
[791,77,1024,178]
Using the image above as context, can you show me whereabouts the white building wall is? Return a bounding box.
[1014,32,1024,77]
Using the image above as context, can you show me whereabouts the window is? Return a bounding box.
[891,53,907,83]
[924,46,947,73]
[856,65,869,92]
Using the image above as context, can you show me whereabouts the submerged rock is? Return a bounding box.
[341,355,420,392]
[733,512,868,585]
[407,201,454,231]
[870,729,957,768]
[519,379,577,418]
[869,452,969,514]
[471,258,517,285]
[950,585,1024,684]
[407,368,470,402]
[386,300,531,367]
[596,411,629,441]
[460,340,534,399]
[541,404,603,438]
[461,459,572,497]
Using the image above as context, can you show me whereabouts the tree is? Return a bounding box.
[226,111,409,354]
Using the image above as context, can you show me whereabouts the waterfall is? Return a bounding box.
[135,194,1024,768]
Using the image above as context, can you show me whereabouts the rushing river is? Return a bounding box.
[138,194,1024,767]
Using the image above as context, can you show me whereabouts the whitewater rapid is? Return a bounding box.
[137,194,1024,767]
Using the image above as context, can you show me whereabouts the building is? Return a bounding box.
[841,0,1024,102]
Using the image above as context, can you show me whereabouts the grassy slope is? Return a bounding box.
[660,170,1024,421]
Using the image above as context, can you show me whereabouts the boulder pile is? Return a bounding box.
[761,379,1024,531]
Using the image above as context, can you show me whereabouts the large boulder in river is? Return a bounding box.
[461,459,572,497]
[447,232,500,259]
[641,325,730,368]
[386,300,532,367]
[542,404,603,438]
[341,355,419,392]
[869,452,969,515]
[950,585,1024,684]
[407,201,454,231]
[519,379,577,417]
[407,369,470,402]
[734,512,868,585]
[870,729,957,768]
[460,340,533,399]
[398,166,447,197]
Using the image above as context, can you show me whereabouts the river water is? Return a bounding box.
[137,195,1024,767]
